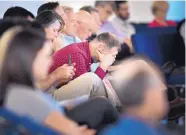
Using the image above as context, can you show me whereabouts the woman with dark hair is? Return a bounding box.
[0,26,119,135]
[0,18,44,37]
[0,26,93,135]
[35,10,65,52]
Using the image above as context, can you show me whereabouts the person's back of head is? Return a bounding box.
[110,57,168,123]
[37,2,59,15]
[3,6,35,21]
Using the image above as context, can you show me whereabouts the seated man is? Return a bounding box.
[61,6,80,48]
[61,8,98,47]
[80,6,101,34]
[96,1,134,63]
[75,10,97,41]
[58,8,97,49]
[98,1,135,41]
[49,33,121,103]
[100,57,169,135]
[50,32,120,79]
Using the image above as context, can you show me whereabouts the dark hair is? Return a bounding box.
[0,18,45,38]
[3,6,35,19]
[95,1,116,10]
[0,27,46,106]
[37,2,59,15]
[115,1,127,10]
[94,32,121,49]
[35,10,64,31]
[80,6,98,14]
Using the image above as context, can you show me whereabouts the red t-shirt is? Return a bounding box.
[148,20,177,27]
[49,41,106,80]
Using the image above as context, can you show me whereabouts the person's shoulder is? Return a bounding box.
[166,20,177,25]
[148,20,156,27]
[4,84,40,107]
[53,42,81,56]
[100,21,113,30]
[73,41,87,48]
[6,84,44,99]
[100,118,125,135]
[101,117,159,135]
[7,84,35,95]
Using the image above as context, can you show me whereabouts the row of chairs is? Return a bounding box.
[131,26,185,124]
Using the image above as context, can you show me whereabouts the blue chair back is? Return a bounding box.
[21,116,59,135]
[132,32,176,66]
[132,23,176,34]
[0,108,21,125]
[138,27,177,34]
[131,23,148,33]
[0,108,59,135]
[0,108,25,135]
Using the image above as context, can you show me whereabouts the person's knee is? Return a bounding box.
[92,97,113,108]
[80,72,103,87]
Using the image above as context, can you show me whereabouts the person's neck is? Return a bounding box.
[63,31,73,38]
[63,31,69,36]
[76,32,85,41]
[155,17,166,24]
[124,107,158,126]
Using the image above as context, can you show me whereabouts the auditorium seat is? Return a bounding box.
[0,108,59,135]
[131,23,148,33]
[131,28,185,85]
[138,27,177,34]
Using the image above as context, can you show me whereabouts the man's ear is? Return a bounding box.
[96,42,105,52]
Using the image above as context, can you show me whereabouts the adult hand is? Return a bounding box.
[54,63,76,83]
[96,50,116,71]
